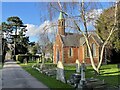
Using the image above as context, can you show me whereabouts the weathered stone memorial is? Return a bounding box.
[56,61,66,83]
[23,58,28,65]
[76,59,81,73]
[40,56,45,70]
[77,63,108,90]
[78,63,86,89]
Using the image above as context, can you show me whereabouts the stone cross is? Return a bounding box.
[80,63,86,85]
[56,61,66,83]
[78,63,86,89]
[76,59,80,73]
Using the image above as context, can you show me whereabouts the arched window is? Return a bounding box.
[92,43,96,57]
[61,21,64,26]
[69,48,73,57]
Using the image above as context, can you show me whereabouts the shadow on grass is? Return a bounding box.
[100,67,112,70]
[65,68,120,87]
[20,62,120,89]
[65,70,76,80]
[21,64,74,89]
[100,71,120,75]
[96,74,120,88]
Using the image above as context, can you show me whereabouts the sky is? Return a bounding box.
[2,2,43,42]
[2,1,114,43]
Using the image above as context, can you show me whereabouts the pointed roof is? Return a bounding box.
[60,33,82,47]
[58,12,64,20]
[59,33,103,47]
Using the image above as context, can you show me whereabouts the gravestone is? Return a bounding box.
[78,63,86,89]
[40,54,45,69]
[56,61,66,83]
[23,58,27,65]
[80,63,86,82]
[40,59,45,69]
[76,59,80,73]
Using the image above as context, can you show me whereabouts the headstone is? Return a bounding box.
[80,63,86,82]
[40,55,45,69]
[78,63,86,89]
[23,58,27,65]
[76,59,80,73]
[56,61,66,83]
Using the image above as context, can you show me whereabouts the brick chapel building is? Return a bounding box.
[53,12,105,64]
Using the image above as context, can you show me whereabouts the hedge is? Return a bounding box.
[16,54,29,63]
[16,54,40,63]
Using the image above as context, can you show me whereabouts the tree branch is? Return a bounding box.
[97,1,118,69]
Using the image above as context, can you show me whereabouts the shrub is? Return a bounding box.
[45,58,53,63]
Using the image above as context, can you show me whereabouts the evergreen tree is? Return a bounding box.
[95,3,120,63]
[2,16,30,60]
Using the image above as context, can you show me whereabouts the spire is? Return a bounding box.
[58,12,64,20]
[58,11,65,35]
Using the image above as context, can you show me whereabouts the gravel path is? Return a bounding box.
[2,60,48,89]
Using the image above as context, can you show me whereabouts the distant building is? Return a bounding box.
[53,12,106,64]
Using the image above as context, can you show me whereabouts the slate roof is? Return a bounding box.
[60,33,103,47]
[60,33,82,47]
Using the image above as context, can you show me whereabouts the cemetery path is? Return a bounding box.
[2,59,48,89]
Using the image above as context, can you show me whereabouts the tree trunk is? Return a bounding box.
[97,29,114,70]
[57,0,118,74]
[74,21,98,73]
[97,1,118,70]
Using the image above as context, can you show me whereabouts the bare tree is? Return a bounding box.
[36,1,118,74]
[53,1,118,74]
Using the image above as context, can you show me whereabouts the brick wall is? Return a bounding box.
[63,47,78,63]
[53,35,63,64]
[53,34,105,64]
[78,46,84,63]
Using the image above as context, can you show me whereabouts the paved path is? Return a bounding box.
[2,60,48,89]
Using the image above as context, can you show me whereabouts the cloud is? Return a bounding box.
[86,9,103,25]
[86,9,103,19]
[25,20,56,37]
[25,24,39,36]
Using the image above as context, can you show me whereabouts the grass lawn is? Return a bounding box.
[20,61,120,89]
[19,61,73,89]
[65,64,120,87]
[87,64,119,87]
